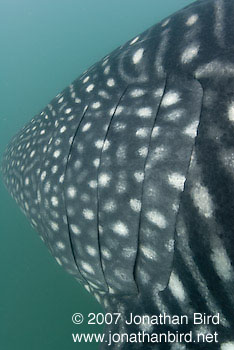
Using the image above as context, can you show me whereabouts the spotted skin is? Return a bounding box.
[1,0,234,348]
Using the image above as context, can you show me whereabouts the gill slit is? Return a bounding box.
[157,78,205,323]
[132,76,168,293]
[62,104,93,290]
[96,86,129,293]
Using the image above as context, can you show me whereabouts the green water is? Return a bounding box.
[0,0,195,349]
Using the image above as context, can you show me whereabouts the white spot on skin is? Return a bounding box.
[51,196,59,207]
[183,120,199,138]
[102,57,109,66]
[107,78,115,87]
[181,44,200,64]
[154,88,164,98]
[86,246,97,256]
[114,268,129,281]
[130,89,145,98]
[151,146,166,162]
[101,247,112,260]
[83,76,90,83]
[82,122,91,132]
[109,107,115,116]
[77,143,83,153]
[88,180,97,189]
[50,221,59,231]
[220,149,234,175]
[165,239,175,252]
[94,294,101,303]
[134,171,144,182]
[116,145,126,160]
[146,210,167,229]
[130,199,142,212]
[221,342,234,350]
[168,272,186,302]
[138,146,148,157]
[65,108,72,114]
[83,209,95,220]
[186,14,198,26]
[161,92,180,107]
[92,101,101,109]
[103,140,110,151]
[60,126,67,133]
[115,106,123,115]
[56,241,65,250]
[136,127,150,138]
[166,109,184,121]
[67,186,77,199]
[211,246,233,281]
[152,126,160,138]
[84,284,91,293]
[40,171,46,181]
[122,247,135,259]
[116,178,127,193]
[80,193,90,202]
[137,107,152,118]
[98,173,111,187]
[93,158,100,168]
[228,102,234,121]
[138,268,150,284]
[55,139,61,146]
[53,150,61,158]
[103,200,117,212]
[161,18,170,27]
[141,246,158,260]
[89,281,100,290]
[86,84,94,92]
[112,221,129,236]
[168,173,186,191]
[70,224,80,235]
[55,257,62,266]
[132,48,144,64]
[191,183,214,218]
[98,90,109,99]
[104,65,110,74]
[81,261,94,274]
[130,36,139,45]
[30,150,35,158]
[44,181,50,192]
[25,177,29,185]
[59,175,64,183]
[95,140,104,149]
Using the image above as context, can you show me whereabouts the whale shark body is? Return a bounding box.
[1,0,234,348]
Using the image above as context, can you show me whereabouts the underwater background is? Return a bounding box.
[0,0,195,349]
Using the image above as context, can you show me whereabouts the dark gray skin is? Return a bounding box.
[1,0,234,348]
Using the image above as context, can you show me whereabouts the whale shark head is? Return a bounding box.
[2,0,234,348]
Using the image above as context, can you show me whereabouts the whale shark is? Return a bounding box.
[1,0,234,348]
